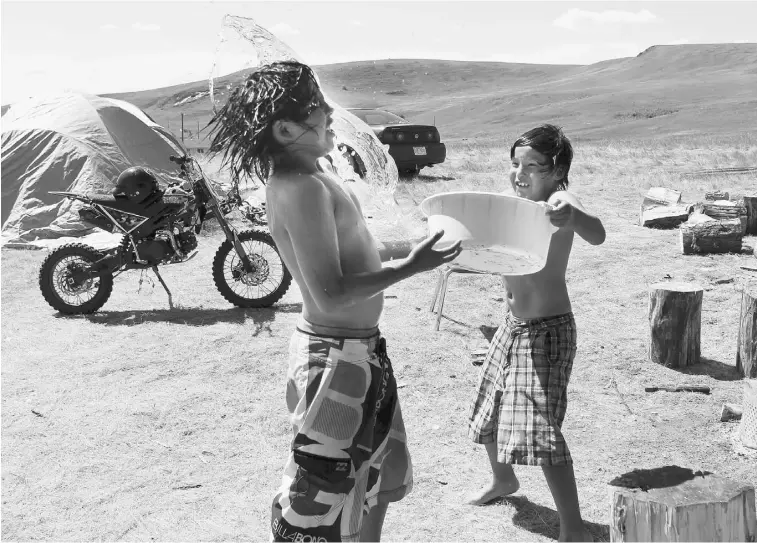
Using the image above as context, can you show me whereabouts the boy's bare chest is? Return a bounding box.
[323,178,365,230]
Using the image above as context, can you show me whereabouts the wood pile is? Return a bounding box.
[697,200,748,234]
[639,188,692,228]
[676,189,750,255]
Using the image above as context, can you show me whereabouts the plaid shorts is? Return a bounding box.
[468,312,577,466]
[271,326,412,542]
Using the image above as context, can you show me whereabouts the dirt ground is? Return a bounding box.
[2,140,757,541]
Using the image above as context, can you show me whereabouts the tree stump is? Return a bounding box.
[680,218,743,255]
[649,282,702,368]
[736,285,757,379]
[739,379,757,449]
[744,195,757,235]
[609,466,757,542]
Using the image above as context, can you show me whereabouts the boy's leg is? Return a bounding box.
[467,441,520,505]
[359,502,388,542]
[360,337,413,541]
[272,331,390,542]
[467,321,518,505]
[542,463,592,541]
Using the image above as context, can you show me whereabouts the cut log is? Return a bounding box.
[643,187,682,207]
[705,190,730,201]
[740,379,757,449]
[639,188,688,228]
[699,200,748,234]
[609,466,757,542]
[680,218,743,255]
[640,205,692,229]
[687,212,716,224]
[744,195,757,235]
[648,282,702,368]
[736,286,757,379]
[721,403,743,422]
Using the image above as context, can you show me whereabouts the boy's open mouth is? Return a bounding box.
[515,182,529,188]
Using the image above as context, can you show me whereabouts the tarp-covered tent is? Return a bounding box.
[1,93,186,246]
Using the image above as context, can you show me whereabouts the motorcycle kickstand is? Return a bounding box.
[151,266,174,310]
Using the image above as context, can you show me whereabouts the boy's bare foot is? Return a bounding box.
[558,527,594,542]
[466,479,520,505]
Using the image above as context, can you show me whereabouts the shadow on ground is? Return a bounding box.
[490,495,610,542]
[416,173,457,182]
[63,303,302,327]
[608,465,711,491]
[479,324,499,343]
[676,356,742,381]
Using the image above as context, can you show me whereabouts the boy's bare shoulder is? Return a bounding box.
[269,171,331,203]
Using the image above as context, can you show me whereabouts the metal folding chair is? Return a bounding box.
[429,264,491,331]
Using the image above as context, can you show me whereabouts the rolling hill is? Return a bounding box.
[7,43,755,143]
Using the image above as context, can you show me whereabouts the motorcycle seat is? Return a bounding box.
[86,194,152,214]
[86,192,182,215]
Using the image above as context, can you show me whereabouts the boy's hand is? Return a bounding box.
[545,199,576,229]
[407,230,462,272]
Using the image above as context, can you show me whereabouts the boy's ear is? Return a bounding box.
[272,119,296,146]
[552,165,567,183]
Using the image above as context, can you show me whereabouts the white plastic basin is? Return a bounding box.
[419,191,558,275]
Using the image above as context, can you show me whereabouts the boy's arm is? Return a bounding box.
[280,178,460,312]
[547,191,606,245]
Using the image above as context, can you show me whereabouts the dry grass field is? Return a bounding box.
[2,133,757,541]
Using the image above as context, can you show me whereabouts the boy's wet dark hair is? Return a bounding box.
[510,124,573,190]
[207,60,326,184]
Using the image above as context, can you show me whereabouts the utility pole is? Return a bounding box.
[181,113,185,143]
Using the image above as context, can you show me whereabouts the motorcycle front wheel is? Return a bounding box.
[38,243,114,314]
[212,229,292,308]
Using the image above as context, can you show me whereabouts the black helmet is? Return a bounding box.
[112,167,159,203]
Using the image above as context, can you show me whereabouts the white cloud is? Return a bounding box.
[350,20,362,26]
[99,24,118,31]
[268,23,300,36]
[131,22,161,32]
[554,9,657,30]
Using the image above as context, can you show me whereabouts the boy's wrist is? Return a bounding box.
[392,257,420,279]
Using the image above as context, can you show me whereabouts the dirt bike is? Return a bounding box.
[38,154,292,314]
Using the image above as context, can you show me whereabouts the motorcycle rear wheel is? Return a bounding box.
[38,243,114,314]
[212,229,292,308]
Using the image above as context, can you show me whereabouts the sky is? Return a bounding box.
[2,0,756,104]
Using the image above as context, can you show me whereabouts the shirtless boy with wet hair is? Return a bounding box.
[467,124,605,542]
[208,60,461,542]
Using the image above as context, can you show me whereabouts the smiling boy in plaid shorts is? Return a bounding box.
[467,125,605,542]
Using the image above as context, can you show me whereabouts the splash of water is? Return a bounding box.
[207,15,398,201]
